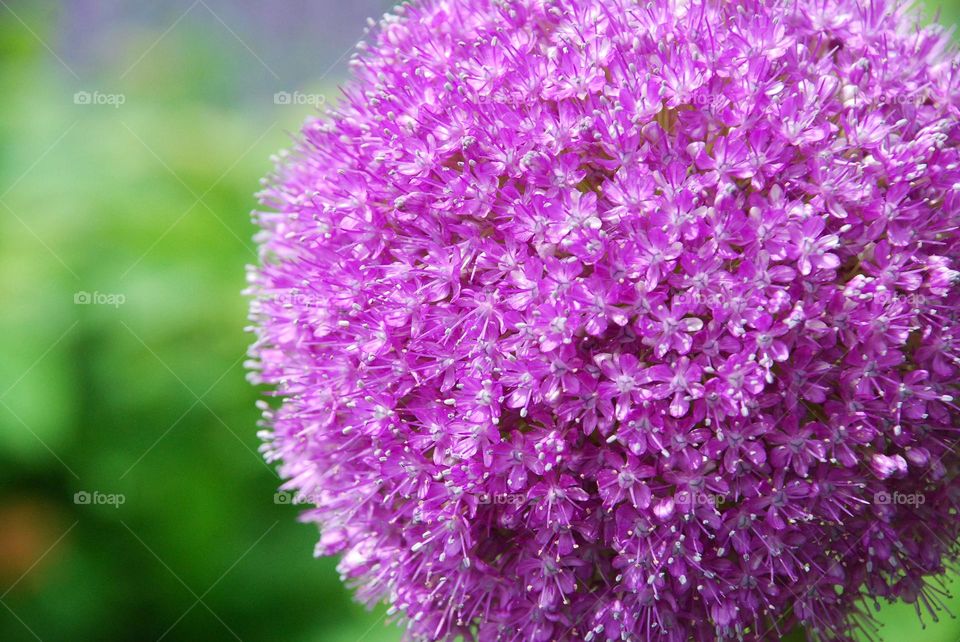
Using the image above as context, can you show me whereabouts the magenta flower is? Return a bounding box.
[637,300,705,358]
[248,1,960,640]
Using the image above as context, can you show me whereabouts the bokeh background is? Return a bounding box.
[0,2,959,641]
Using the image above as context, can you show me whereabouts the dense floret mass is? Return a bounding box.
[248,1,960,640]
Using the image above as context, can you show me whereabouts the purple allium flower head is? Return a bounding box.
[247,1,960,640]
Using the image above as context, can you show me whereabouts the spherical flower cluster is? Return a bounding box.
[247,1,960,640]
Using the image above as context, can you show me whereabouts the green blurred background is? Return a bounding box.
[0,2,959,641]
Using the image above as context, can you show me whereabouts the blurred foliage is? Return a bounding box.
[0,1,958,641]
[0,2,398,641]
